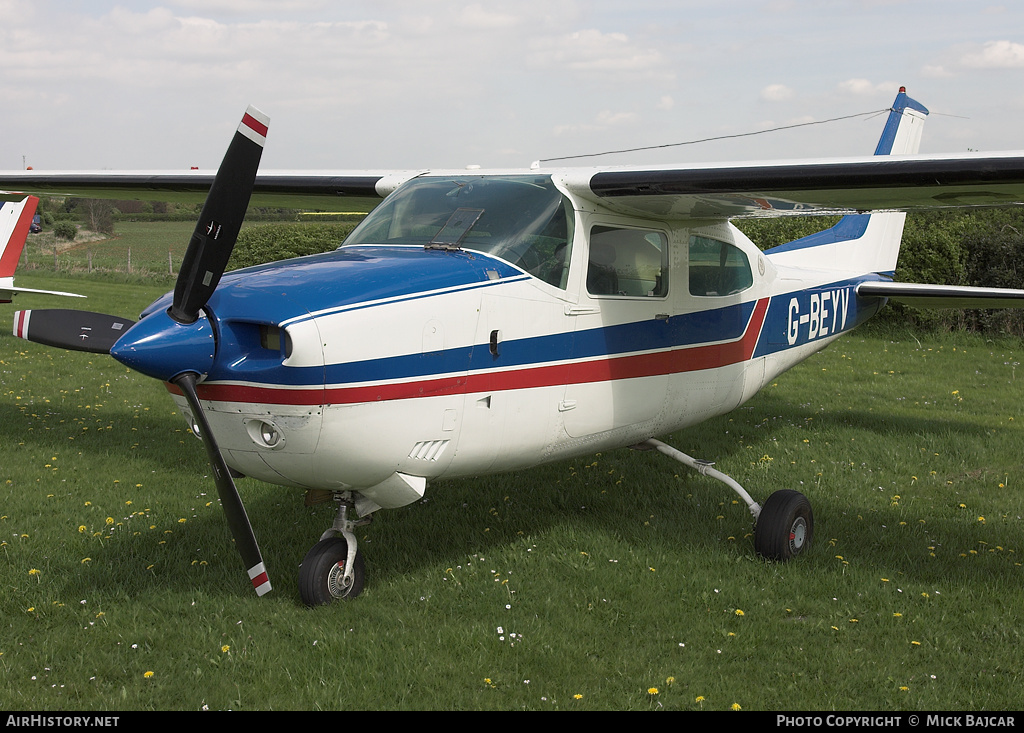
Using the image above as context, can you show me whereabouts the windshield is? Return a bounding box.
[343,175,574,288]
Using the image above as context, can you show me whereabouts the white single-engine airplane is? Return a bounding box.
[0,195,85,302]
[5,89,1024,605]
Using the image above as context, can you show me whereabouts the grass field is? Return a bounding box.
[2,265,1024,711]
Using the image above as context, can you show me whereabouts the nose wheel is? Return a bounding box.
[299,494,367,606]
[299,536,365,605]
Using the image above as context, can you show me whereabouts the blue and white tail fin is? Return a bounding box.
[764,88,929,276]
[0,196,85,302]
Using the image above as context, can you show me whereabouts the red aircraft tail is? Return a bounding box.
[0,196,38,279]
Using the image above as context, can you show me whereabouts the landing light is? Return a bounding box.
[246,419,286,450]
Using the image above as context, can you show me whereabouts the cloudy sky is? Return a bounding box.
[2,1,1023,173]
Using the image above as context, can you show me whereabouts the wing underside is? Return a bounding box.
[856,281,1024,309]
[559,152,1024,219]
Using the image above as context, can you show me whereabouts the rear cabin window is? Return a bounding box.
[586,226,668,297]
[688,235,753,297]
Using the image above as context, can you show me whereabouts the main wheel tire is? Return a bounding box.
[754,489,813,561]
[299,537,366,606]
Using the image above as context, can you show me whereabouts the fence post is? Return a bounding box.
[127,246,132,274]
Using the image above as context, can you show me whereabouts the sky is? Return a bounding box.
[2,0,1024,174]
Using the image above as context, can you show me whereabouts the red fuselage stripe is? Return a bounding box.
[170,299,770,407]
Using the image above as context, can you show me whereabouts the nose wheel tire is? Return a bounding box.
[754,489,813,561]
[299,537,365,606]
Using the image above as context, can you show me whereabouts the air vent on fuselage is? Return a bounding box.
[408,440,450,461]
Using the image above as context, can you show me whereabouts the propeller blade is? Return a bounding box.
[13,309,136,354]
[169,106,269,324]
[172,371,271,597]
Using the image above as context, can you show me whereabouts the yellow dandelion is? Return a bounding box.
[143,671,154,679]
[911,641,921,646]
[81,558,92,564]
[105,517,114,525]
[573,694,583,700]
[28,568,40,576]
[221,645,230,653]
[695,696,705,703]
[78,525,87,533]
[731,703,742,711]
[648,687,659,695]
[735,609,744,616]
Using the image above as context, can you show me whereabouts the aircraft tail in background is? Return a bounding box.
[0,196,85,303]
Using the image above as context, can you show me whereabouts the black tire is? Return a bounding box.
[299,537,365,606]
[754,489,813,561]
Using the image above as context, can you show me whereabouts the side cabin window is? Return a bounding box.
[586,226,668,298]
[688,235,753,297]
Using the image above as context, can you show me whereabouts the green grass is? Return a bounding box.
[2,271,1024,710]
[19,221,194,279]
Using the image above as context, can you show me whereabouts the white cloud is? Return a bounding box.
[527,28,672,80]
[837,78,899,97]
[959,40,1024,69]
[760,84,795,102]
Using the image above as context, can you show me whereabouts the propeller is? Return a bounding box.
[174,371,271,596]
[13,309,135,354]
[170,107,268,325]
[12,105,274,596]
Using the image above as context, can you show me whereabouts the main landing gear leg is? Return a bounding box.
[637,438,813,561]
[299,492,368,606]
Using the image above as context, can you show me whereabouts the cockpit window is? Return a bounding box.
[343,175,574,289]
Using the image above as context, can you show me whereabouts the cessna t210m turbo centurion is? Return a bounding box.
[5,89,1024,605]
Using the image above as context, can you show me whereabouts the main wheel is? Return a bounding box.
[754,489,813,561]
[299,536,366,606]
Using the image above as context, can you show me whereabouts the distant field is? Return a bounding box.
[18,219,310,278]
[2,271,1024,711]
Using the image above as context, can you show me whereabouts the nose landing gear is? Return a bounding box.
[299,493,368,606]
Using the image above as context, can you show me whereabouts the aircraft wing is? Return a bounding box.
[0,170,420,213]
[557,150,1024,219]
[3,151,1024,219]
[856,281,1024,309]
